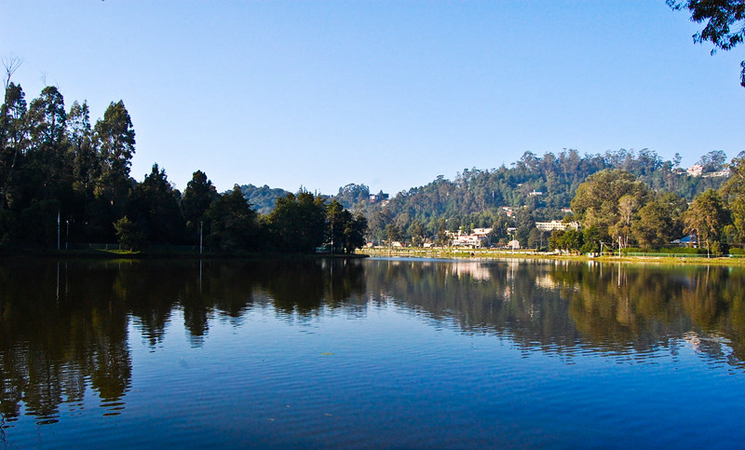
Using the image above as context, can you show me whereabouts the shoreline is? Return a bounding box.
[357,247,745,266]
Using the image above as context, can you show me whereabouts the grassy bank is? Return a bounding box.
[357,247,745,266]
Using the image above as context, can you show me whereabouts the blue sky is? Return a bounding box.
[2,1,743,195]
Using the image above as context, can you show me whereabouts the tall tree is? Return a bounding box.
[93,100,135,210]
[668,0,745,86]
[326,199,368,254]
[67,100,97,196]
[0,82,27,210]
[721,151,745,246]
[26,86,72,204]
[181,170,218,240]
[683,188,730,255]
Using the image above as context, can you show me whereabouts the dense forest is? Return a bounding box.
[0,80,366,254]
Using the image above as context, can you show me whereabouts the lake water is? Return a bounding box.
[1,257,744,449]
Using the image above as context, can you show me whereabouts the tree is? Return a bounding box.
[93,100,135,210]
[408,221,425,247]
[385,224,402,245]
[326,199,368,254]
[632,192,688,249]
[721,152,745,246]
[697,150,728,172]
[26,86,72,205]
[125,164,185,245]
[68,100,97,196]
[668,0,745,87]
[114,216,144,251]
[267,191,326,252]
[206,185,259,251]
[683,189,730,255]
[612,194,641,249]
[571,169,650,239]
[0,82,27,210]
[181,170,218,240]
[528,227,546,250]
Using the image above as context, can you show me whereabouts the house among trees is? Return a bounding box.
[535,220,580,232]
[687,164,704,177]
[451,227,493,248]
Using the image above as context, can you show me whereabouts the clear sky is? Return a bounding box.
[2,1,744,196]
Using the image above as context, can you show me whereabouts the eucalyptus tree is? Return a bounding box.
[0,82,27,210]
[93,100,135,211]
[26,86,73,206]
[684,189,730,255]
[67,101,97,195]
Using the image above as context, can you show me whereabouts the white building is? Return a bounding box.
[535,220,579,232]
[451,228,493,248]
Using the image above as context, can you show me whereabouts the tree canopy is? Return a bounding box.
[668,0,745,86]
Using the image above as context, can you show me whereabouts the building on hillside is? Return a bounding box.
[687,164,704,177]
[702,169,730,178]
[369,193,389,203]
[451,228,493,248]
[528,190,543,196]
[535,220,580,232]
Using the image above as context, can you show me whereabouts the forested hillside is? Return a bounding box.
[341,149,730,245]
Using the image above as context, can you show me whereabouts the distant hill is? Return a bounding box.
[240,184,291,215]
[343,148,731,242]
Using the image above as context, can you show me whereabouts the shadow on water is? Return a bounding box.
[1,257,745,426]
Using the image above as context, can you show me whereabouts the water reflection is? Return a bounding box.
[1,257,745,427]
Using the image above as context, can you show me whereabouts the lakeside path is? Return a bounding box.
[358,247,745,267]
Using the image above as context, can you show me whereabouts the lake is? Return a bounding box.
[1,257,744,449]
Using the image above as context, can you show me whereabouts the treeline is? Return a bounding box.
[551,158,745,255]
[0,82,366,254]
[342,149,730,246]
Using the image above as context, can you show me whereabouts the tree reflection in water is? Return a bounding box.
[1,257,744,426]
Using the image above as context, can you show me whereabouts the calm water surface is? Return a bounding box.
[1,257,744,449]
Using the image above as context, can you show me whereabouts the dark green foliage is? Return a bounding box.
[19,200,60,249]
[326,199,368,253]
[125,164,185,245]
[206,185,260,252]
[0,81,378,254]
[114,216,145,251]
[182,170,218,241]
[267,191,327,253]
[549,229,583,254]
